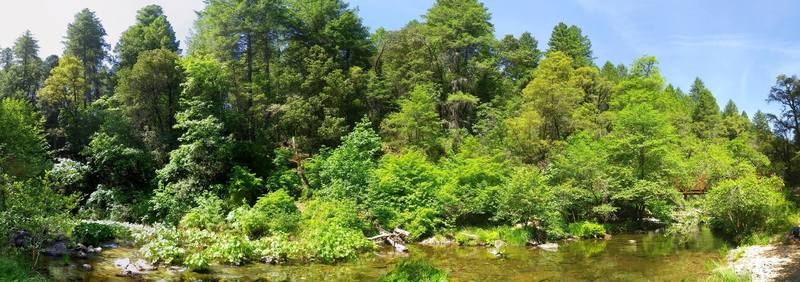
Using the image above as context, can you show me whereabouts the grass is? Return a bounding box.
[706,261,750,282]
[0,254,48,282]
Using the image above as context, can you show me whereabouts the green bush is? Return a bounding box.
[493,167,563,240]
[226,165,266,206]
[367,151,444,238]
[379,258,448,282]
[179,193,225,230]
[251,234,299,263]
[301,199,368,232]
[300,224,373,263]
[567,221,606,238]
[206,234,254,265]
[228,190,299,237]
[184,252,210,272]
[72,222,116,246]
[498,226,530,246]
[705,175,788,243]
[137,227,186,265]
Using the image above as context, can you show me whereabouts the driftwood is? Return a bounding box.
[369,227,409,253]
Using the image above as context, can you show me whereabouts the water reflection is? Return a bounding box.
[46,228,728,281]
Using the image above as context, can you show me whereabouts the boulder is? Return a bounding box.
[43,242,69,257]
[134,259,156,271]
[81,264,92,271]
[10,231,32,247]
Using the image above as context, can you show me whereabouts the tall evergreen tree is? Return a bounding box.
[8,31,43,102]
[64,8,109,101]
[547,22,593,68]
[115,5,180,69]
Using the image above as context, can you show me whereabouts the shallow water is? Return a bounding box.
[44,229,728,281]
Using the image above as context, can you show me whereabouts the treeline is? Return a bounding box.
[1,0,799,271]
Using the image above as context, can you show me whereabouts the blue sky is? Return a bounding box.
[1,0,798,116]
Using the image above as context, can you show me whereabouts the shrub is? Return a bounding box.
[367,151,444,237]
[252,234,299,263]
[230,190,299,237]
[0,254,47,282]
[498,227,530,246]
[226,165,266,206]
[179,193,225,230]
[379,258,448,282]
[705,175,788,242]
[206,234,254,265]
[567,221,606,238]
[300,224,373,263]
[302,199,369,233]
[137,227,185,265]
[494,167,564,240]
[184,252,210,272]
[72,222,116,246]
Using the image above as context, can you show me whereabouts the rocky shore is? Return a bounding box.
[729,243,800,281]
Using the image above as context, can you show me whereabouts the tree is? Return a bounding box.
[498,32,541,88]
[0,98,48,179]
[423,0,494,92]
[6,31,43,102]
[151,99,233,224]
[705,175,787,242]
[115,5,180,69]
[690,78,721,139]
[522,51,582,141]
[114,49,183,162]
[547,23,593,68]
[381,85,444,157]
[64,8,109,101]
[38,56,87,122]
[766,74,800,143]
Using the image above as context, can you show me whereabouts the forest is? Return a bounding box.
[1,0,799,280]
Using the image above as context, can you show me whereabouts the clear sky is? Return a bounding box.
[1,0,797,116]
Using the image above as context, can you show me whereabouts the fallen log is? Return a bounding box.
[370,226,408,252]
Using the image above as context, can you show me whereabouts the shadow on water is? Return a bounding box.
[44,228,728,281]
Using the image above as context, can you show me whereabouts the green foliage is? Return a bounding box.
[379,258,448,282]
[0,98,47,179]
[225,165,266,206]
[206,233,254,265]
[184,252,210,272]
[302,199,368,233]
[0,176,77,252]
[567,221,606,238]
[0,254,47,282]
[381,85,444,157]
[299,223,373,263]
[179,193,225,230]
[547,22,593,68]
[494,167,563,239]
[705,175,788,242]
[71,222,115,246]
[228,190,299,237]
[115,5,179,69]
[309,119,382,202]
[440,147,509,223]
[367,150,444,239]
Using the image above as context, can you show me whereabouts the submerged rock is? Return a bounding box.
[539,243,559,251]
[135,259,156,271]
[81,264,92,271]
[538,243,559,252]
[420,235,454,246]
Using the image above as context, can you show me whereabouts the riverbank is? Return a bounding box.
[729,243,800,281]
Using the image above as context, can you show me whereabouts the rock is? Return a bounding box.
[10,231,32,247]
[114,258,131,268]
[101,242,119,249]
[73,251,88,259]
[604,234,613,240]
[81,264,92,271]
[43,242,69,257]
[628,240,636,244]
[134,259,156,271]
[420,236,454,246]
[168,266,186,272]
[491,240,507,257]
[538,243,559,252]
[527,240,539,246]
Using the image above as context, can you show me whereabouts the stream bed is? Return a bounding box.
[43,228,728,281]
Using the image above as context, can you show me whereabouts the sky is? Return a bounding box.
[1,0,798,116]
